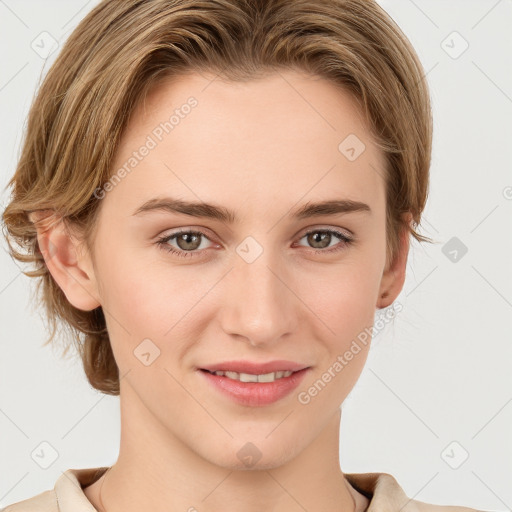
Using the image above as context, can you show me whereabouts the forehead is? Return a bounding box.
[107,69,386,216]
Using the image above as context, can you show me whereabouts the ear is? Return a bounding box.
[29,210,101,311]
[376,212,412,310]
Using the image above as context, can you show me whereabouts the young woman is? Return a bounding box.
[2,0,485,511]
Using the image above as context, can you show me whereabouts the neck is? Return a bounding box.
[86,386,367,512]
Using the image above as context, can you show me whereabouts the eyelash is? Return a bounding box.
[156,228,354,259]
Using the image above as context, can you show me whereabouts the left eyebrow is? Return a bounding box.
[131,196,372,223]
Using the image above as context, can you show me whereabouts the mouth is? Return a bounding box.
[198,366,311,407]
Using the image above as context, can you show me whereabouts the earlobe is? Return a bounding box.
[30,211,101,311]
[376,213,412,310]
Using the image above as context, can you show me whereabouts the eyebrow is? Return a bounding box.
[132,196,371,222]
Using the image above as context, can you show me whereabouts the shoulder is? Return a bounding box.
[1,466,108,512]
[411,499,486,512]
[345,471,491,512]
[0,489,57,512]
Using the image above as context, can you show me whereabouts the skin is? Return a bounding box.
[35,69,411,512]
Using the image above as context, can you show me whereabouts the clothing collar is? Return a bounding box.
[345,472,421,512]
[56,467,420,512]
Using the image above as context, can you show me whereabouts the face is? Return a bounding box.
[62,69,407,469]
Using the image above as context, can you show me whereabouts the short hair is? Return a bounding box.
[2,0,433,395]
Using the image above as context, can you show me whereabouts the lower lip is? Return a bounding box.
[198,368,310,407]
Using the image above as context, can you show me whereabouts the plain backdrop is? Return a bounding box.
[1,0,511,510]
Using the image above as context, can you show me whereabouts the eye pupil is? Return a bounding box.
[308,231,331,249]
[177,232,201,250]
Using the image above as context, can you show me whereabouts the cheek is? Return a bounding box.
[95,250,212,358]
[297,258,382,340]
[297,267,379,402]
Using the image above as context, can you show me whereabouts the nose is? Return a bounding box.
[217,245,299,348]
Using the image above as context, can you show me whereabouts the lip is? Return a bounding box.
[199,360,310,374]
[197,366,311,407]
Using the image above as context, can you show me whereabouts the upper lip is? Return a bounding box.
[199,360,310,374]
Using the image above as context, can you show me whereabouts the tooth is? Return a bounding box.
[257,372,276,383]
[210,370,295,382]
[239,372,259,382]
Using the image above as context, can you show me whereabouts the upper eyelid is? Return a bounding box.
[160,224,352,238]
[160,224,353,236]
[300,226,352,237]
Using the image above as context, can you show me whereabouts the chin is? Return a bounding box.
[196,436,300,471]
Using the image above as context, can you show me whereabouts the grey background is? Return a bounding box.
[1,0,511,510]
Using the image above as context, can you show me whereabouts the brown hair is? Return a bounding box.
[1,0,434,395]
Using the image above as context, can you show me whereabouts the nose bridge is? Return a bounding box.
[220,238,297,344]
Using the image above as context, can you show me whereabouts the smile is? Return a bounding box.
[199,367,310,406]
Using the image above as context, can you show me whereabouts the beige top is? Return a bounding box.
[1,467,487,512]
